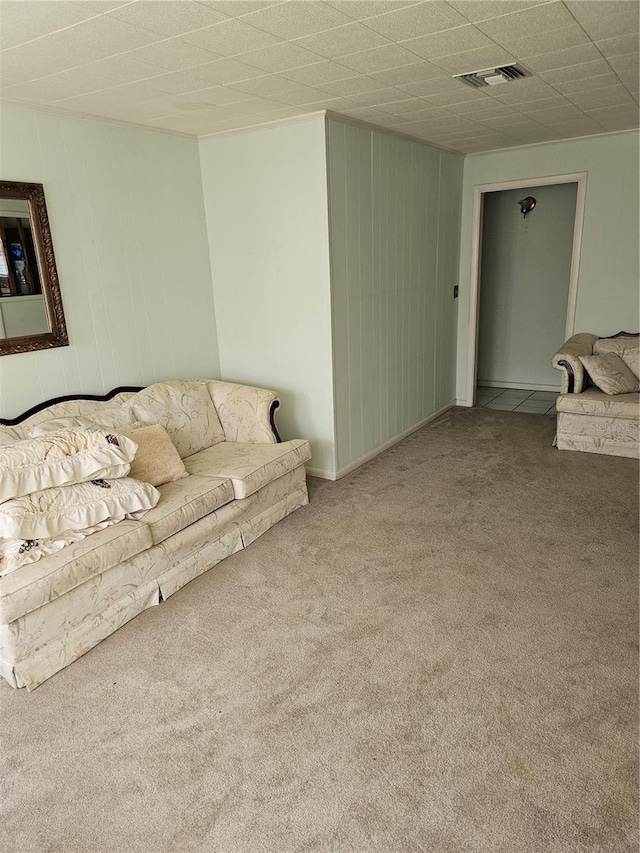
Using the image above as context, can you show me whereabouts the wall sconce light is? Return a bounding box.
[518,196,537,218]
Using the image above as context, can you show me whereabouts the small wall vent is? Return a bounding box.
[454,63,530,89]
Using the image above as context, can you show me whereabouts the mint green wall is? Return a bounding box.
[0,105,219,419]
[457,131,640,401]
[198,117,335,476]
[477,182,577,389]
[326,118,463,475]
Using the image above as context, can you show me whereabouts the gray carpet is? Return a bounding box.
[1,407,638,853]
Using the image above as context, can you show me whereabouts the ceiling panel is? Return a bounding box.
[0,0,637,153]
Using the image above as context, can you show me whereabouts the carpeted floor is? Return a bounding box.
[1,407,638,853]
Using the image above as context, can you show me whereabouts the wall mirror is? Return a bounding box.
[0,180,68,356]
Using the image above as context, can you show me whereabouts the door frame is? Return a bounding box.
[466,171,588,406]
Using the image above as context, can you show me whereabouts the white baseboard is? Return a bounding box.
[316,402,455,480]
[478,380,560,392]
[306,466,337,481]
[456,398,472,407]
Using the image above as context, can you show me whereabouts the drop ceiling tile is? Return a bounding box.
[475,3,574,42]
[515,94,568,111]
[317,75,390,95]
[0,1,128,50]
[55,80,165,109]
[550,117,607,136]
[292,22,390,58]
[181,18,282,55]
[180,85,254,106]
[63,15,167,55]
[280,60,359,86]
[381,97,436,115]
[384,104,453,121]
[481,114,545,129]
[567,86,637,112]
[361,2,468,41]
[448,1,551,24]
[143,71,224,95]
[584,104,640,123]
[595,35,640,59]
[497,24,592,58]
[125,38,221,70]
[181,58,265,85]
[200,2,286,16]
[1,33,102,85]
[303,96,356,111]
[539,59,614,84]
[449,97,516,117]
[524,43,602,73]
[431,46,516,75]
[106,1,229,37]
[239,42,324,72]
[338,44,420,73]
[346,86,419,107]
[1,70,116,103]
[229,74,322,103]
[553,73,621,95]
[82,54,170,84]
[565,2,640,42]
[607,52,640,81]
[325,2,419,21]
[487,77,558,104]
[524,104,584,124]
[242,2,352,39]
[369,60,447,86]
[401,24,494,59]
[423,87,490,106]
[398,74,479,97]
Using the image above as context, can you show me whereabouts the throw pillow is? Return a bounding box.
[579,352,640,396]
[0,477,160,540]
[0,429,138,503]
[121,424,188,486]
[593,336,640,380]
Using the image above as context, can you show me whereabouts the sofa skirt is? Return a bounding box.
[556,412,639,459]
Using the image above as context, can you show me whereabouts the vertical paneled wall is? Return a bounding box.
[326,118,463,475]
[0,105,219,418]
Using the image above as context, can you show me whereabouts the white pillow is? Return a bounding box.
[0,517,123,577]
[28,407,138,437]
[0,429,138,504]
[0,477,160,540]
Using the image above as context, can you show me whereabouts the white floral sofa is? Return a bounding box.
[0,380,311,690]
[551,332,639,458]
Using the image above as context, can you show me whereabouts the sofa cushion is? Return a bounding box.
[183,440,311,499]
[0,519,152,624]
[556,387,640,419]
[129,380,226,459]
[594,335,640,379]
[141,474,234,545]
[579,352,640,395]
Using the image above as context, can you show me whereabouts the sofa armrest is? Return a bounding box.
[207,380,279,444]
[551,333,598,393]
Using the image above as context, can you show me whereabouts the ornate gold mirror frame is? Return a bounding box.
[0,180,68,356]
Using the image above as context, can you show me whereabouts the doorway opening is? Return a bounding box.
[466,173,587,410]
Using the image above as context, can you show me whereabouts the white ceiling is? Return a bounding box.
[0,0,638,153]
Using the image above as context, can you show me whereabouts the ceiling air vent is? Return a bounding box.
[454,63,530,89]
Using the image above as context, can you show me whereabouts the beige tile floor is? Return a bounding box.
[476,386,559,414]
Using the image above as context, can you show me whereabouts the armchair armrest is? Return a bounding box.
[551,333,598,393]
[207,380,280,444]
